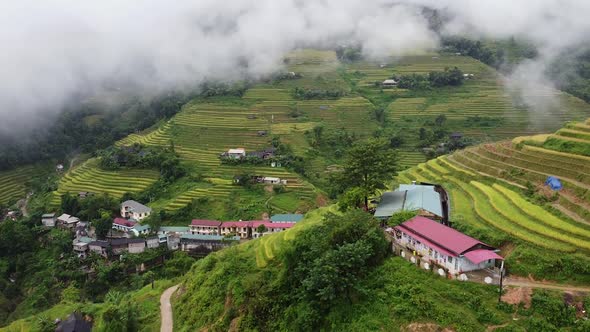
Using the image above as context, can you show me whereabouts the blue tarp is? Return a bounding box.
[545,176,563,190]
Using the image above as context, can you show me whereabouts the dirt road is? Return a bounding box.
[160,285,179,332]
[504,278,590,292]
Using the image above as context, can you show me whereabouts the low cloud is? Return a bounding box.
[1,0,589,135]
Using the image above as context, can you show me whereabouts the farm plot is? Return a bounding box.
[395,148,590,253]
[0,166,42,205]
[50,159,159,206]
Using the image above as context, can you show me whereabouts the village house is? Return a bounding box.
[73,236,93,258]
[390,216,503,277]
[41,213,56,227]
[189,220,221,235]
[146,236,160,249]
[57,213,80,229]
[374,182,450,224]
[112,218,151,237]
[247,147,276,160]
[219,220,295,239]
[121,200,152,221]
[270,214,304,223]
[127,238,147,254]
[259,177,287,185]
[179,234,240,253]
[225,148,246,159]
[112,217,136,233]
[88,241,109,257]
[382,79,398,87]
[158,226,189,250]
[219,221,251,238]
[55,312,93,332]
[251,222,294,238]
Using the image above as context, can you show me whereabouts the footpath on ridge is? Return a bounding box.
[160,285,179,332]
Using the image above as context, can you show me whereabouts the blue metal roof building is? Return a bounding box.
[374,184,446,220]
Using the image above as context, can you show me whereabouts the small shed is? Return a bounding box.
[382,79,398,87]
[545,176,563,191]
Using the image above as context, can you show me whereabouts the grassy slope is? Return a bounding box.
[173,207,519,332]
[394,119,590,283]
[0,165,50,206]
[0,279,178,332]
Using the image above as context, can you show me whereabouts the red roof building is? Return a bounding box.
[113,217,136,228]
[392,216,502,275]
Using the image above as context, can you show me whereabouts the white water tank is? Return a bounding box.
[438,268,445,276]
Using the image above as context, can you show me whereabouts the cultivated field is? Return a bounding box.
[0,166,44,205]
[394,119,590,260]
[49,159,159,206]
[48,51,590,214]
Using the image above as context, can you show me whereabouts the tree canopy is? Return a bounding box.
[339,138,398,210]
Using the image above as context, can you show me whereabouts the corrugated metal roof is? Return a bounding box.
[121,200,152,213]
[374,184,442,218]
[270,214,304,222]
[396,216,492,256]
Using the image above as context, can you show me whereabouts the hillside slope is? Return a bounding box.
[394,118,590,283]
[45,50,590,216]
[173,208,517,331]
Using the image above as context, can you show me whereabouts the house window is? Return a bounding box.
[448,256,453,263]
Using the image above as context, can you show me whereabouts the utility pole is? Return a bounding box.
[498,260,505,303]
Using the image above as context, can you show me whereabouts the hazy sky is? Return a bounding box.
[1,0,589,134]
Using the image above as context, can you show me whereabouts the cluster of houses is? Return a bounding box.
[233,175,287,185]
[44,198,304,259]
[220,147,277,160]
[375,182,503,282]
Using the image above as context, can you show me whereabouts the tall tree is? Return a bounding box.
[340,138,398,210]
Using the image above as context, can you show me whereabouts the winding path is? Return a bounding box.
[160,285,179,332]
[504,278,590,292]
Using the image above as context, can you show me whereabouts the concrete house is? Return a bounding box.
[88,241,109,257]
[219,221,251,238]
[251,221,294,238]
[382,79,398,87]
[146,237,160,249]
[41,213,56,227]
[73,236,93,258]
[189,220,221,235]
[127,238,147,254]
[57,213,80,229]
[112,217,137,233]
[120,200,152,221]
[270,214,304,223]
[226,148,246,159]
[180,234,240,253]
[390,216,503,276]
[374,183,450,224]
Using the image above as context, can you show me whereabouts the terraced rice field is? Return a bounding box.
[345,55,590,170]
[50,159,159,206]
[395,119,590,255]
[396,151,590,254]
[0,166,42,205]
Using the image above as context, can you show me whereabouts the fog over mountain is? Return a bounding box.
[1,0,589,134]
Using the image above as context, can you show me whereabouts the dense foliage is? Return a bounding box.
[292,87,346,100]
[98,144,186,182]
[334,139,398,209]
[0,93,193,171]
[395,67,464,89]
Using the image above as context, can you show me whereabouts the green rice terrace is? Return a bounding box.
[395,118,590,282]
[47,49,590,216]
[0,165,46,206]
